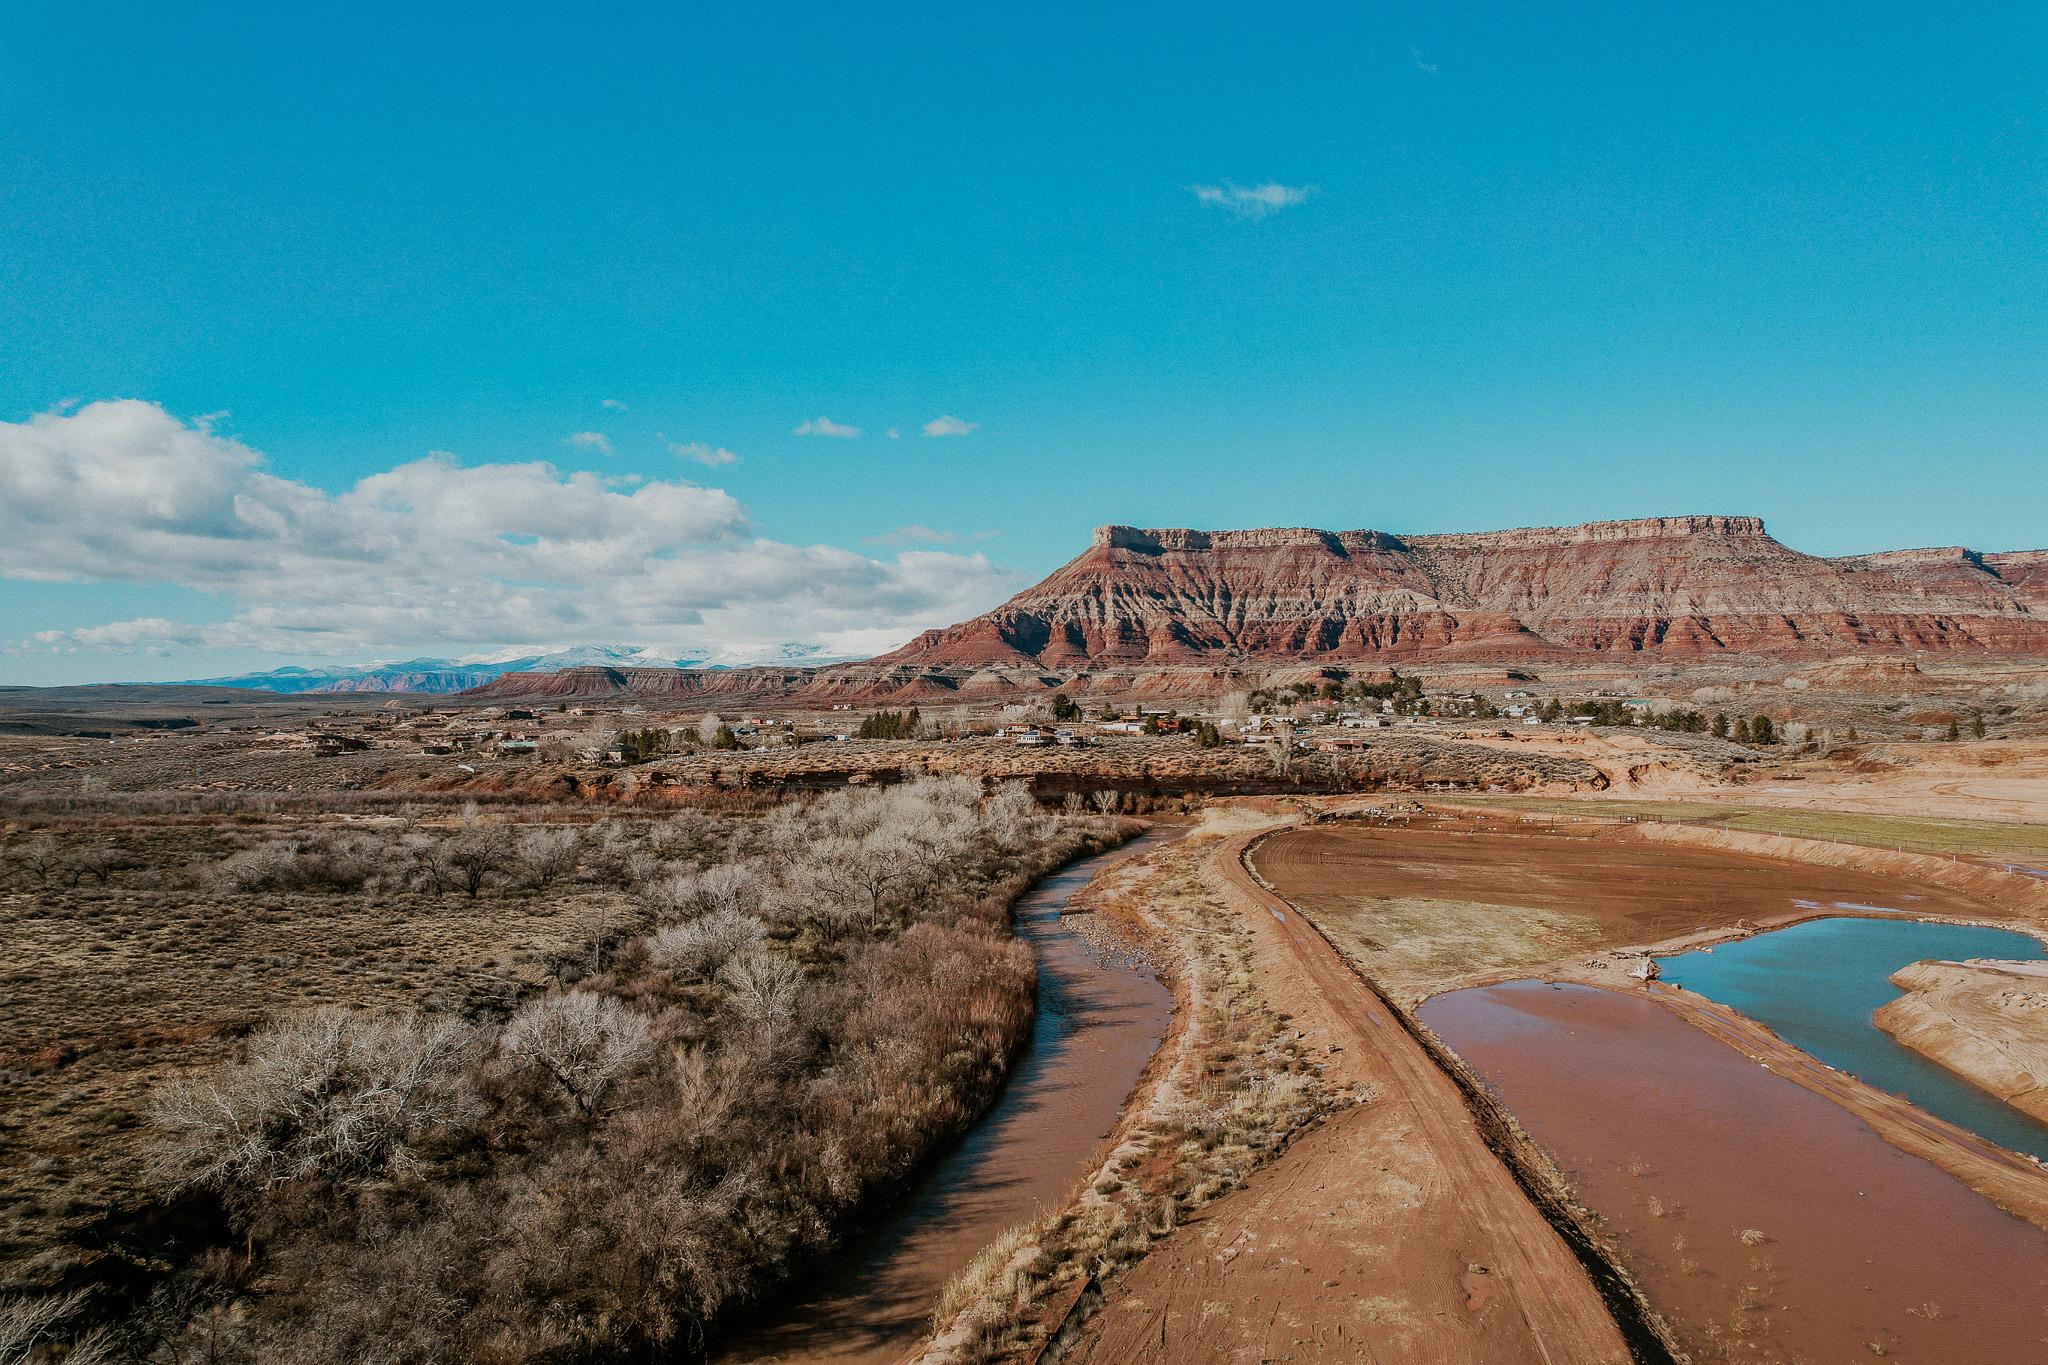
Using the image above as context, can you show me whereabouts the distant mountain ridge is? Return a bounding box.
[183,643,853,694]
[878,517,2048,666]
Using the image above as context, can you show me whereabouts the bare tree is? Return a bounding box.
[148,1007,480,1192]
[517,826,582,891]
[444,820,514,899]
[718,951,805,1025]
[696,712,724,745]
[981,782,1043,848]
[1090,789,1122,815]
[500,992,653,1120]
[7,838,65,886]
[648,909,764,979]
[402,831,453,894]
[0,1289,116,1365]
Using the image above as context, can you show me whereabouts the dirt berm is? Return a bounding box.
[1067,815,1652,1364]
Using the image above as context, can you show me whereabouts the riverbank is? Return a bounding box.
[934,803,1640,1364]
[713,827,1169,1364]
[1877,958,2048,1125]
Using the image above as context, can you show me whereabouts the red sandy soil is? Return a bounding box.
[1421,981,2048,1362]
[1070,821,1632,1365]
[714,836,1174,1365]
[1257,812,2048,1223]
[1260,813,2014,953]
[1249,811,2019,1007]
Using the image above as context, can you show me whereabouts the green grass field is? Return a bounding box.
[1447,795,2048,863]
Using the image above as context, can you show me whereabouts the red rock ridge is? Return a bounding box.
[878,516,2048,667]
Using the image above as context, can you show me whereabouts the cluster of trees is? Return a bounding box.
[209,813,677,901]
[855,707,922,740]
[119,781,1121,1363]
[1048,693,1081,722]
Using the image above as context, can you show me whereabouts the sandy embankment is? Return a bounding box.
[1876,958,2048,1125]
[1064,810,1638,1365]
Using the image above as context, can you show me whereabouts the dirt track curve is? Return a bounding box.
[1072,818,1637,1364]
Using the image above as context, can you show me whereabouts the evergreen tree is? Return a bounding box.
[1712,712,1729,739]
[1971,714,1986,739]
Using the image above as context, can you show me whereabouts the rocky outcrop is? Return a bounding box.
[880,517,2048,667]
[1874,958,2048,1124]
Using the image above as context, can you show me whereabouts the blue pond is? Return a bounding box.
[1658,916,2048,1162]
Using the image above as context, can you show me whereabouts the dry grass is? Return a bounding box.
[3,783,1130,1362]
[0,813,605,1290]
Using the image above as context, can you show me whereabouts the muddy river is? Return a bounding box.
[714,830,1174,1364]
[1422,981,2048,1361]
[1657,915,2048,1159]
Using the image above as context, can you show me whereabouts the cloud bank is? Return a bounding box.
[922,415,977,437]
[3,400,1013,663]
[793,415,861,438]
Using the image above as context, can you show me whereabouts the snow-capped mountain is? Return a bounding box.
[181,643,858,694]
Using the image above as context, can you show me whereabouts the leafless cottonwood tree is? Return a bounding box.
[9,837,65,885]
[647,910,763,979]
[498,991,652,1120]
[516,826,581,890]
[0,1289,116,1365]
[444,820,514,899]
[717,950,805,1025]
[149,1008,480,1192]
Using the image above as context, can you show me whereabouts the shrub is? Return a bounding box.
[148,1007,480,1193]
[498,991,652,1120]
[646,909,763,979]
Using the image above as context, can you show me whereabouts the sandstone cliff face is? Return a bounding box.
[880,517,2048,667]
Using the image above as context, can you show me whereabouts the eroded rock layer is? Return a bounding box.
[880,517,2048,666]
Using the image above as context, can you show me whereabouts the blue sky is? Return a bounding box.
[3,3,2045,684]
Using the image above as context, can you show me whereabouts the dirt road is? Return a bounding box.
[1071,818,1636,1365]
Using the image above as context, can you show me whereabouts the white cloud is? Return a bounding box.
[793,416,861,439]
[886,428,901,440]
[566,430,613,455]
[599,398,629,411]
[1188,181,1317,219]
[2,401,1016,663]
[1409,46,1438,75]
[664,437,740,467]
[922,415,978,438]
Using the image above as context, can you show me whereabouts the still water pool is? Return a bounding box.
[1658,916,2048,1160]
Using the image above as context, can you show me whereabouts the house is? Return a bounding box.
[498,738,539,755]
